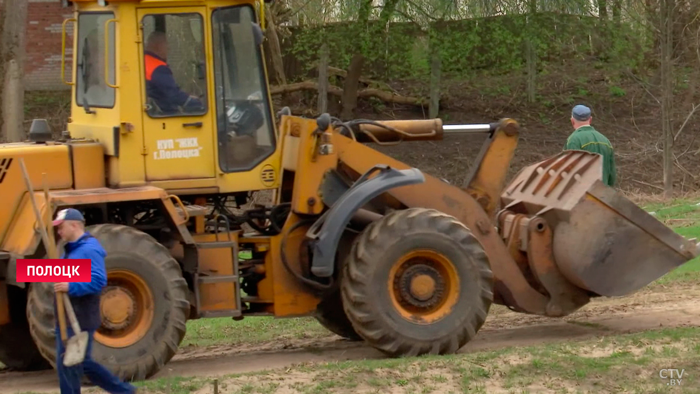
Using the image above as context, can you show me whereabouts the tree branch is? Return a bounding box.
[633,179,665,191]
[673,103,699,141]
[289,0,315,17]
[270,81,429,106]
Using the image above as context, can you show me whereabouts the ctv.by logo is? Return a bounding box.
[659,369,685,386]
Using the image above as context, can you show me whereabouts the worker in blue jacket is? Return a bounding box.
[52,208,137,394]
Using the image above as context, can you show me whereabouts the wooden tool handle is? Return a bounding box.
[62,293,82,333]
[42,174,57,258]
[43,175,68,342]
[18,159,68,342]
[56,296,68,342]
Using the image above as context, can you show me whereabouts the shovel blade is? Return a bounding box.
[63,331,89,367]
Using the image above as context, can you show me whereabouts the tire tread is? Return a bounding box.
[340,208,493,357]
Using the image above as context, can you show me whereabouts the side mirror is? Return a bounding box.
[252,23,263,46]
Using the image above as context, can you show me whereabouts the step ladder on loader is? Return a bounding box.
[173,202,243,319]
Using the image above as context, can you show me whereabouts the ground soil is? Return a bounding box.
[2,283,699,393]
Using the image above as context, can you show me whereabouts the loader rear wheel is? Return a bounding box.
[340,208,493,357]
[26,224,190,381]
[0,285,50,370]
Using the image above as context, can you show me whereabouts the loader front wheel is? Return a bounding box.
[341,208,493,357]
[314,288,362,341]
[26,224,190,381]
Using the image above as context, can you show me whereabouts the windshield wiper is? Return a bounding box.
[78,44,95,114]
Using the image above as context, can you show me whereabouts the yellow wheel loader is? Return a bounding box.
[1,0,698,381]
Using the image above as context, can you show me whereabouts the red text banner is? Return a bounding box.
[16,259,92,283]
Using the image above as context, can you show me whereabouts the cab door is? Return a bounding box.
[137,7,215,181]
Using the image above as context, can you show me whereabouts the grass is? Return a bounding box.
[181,314,328,348]
[122,326,700,393]
[642,198,700,285]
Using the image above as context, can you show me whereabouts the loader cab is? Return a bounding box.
[64,0,280,192]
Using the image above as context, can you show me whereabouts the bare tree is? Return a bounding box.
[660,0,675,197]
[0,0,28,142]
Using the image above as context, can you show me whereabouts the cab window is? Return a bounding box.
[75,12,116,110]
[141,13,208,118]
[212,6,276,173]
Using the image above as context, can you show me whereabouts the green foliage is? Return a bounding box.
[282,11,651,84]
[609,86,626,97]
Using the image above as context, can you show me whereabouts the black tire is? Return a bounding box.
[314,288,362,341]
[26,224,190,381]
[0,285,51,370]
[340,208,493,357]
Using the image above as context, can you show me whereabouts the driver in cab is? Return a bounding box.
[144,31,203,115]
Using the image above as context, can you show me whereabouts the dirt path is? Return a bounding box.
[2,285,698,393]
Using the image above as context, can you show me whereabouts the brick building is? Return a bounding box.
[2,0,201,92]
[1,0,73,91]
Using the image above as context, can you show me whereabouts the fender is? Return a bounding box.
[306,165,426,277]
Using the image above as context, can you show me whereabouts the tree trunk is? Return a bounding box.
[377,0,401,79]
[612,0,622,24]
[317,43,329,114]
[338,0,374,120]
[341,53,364,120]
[1,0,29,143]
[428,45,442,118]
[264,9,286,86]
[660,0,675,198]
[526,38,536,103]
[598,0,608,19]
[526,0,537,103]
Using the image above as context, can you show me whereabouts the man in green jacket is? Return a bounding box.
[564,105,617,187]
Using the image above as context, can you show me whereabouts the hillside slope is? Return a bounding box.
[24,62,698,195]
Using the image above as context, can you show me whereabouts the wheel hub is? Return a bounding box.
[396,263,445,309]
[410,274,436,301]
[95,269,155,349]
[100,286,137,331]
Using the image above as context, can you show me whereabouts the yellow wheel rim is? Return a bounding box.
[388,249,460,324]
[95,270,155,349]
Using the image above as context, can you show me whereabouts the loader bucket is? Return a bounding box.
[501,150,700,297]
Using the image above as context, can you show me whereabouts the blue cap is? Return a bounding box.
[572,105,592,121]
[53,208,84,226]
